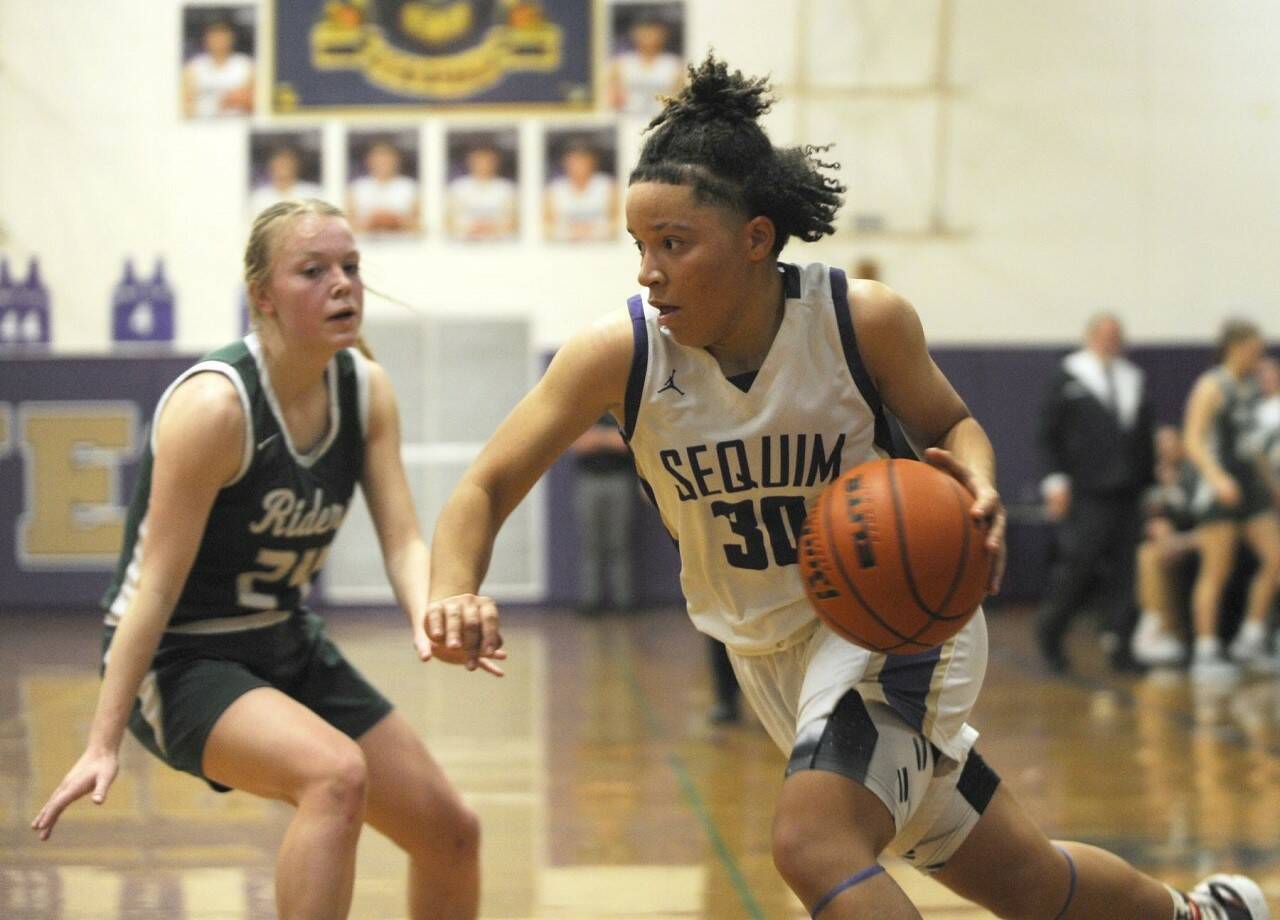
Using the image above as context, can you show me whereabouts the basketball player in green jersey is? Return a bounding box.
[32,200,503,920]
[425,56,1267,920]
[1183,319,1280,679]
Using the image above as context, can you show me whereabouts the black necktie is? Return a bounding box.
[1103,362,1119,418]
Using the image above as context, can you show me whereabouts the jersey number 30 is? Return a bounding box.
[712,496,808,570]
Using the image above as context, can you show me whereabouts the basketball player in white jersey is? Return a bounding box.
[182,18,253,118]
[428,56,1267,919]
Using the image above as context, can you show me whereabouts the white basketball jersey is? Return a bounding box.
[349,175,419,223]
[448,176,517,238]
[188,52,252,118]
[249,181,323,216]
[625,262,897,653]
[617,51,682,116]
[547,173,614,241]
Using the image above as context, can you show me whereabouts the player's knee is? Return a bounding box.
[437,798,481,864]
[439,799,481,863]
[771,806,878,890]
[300,743,368,823]
[770,815,816,889]
[1257,551,1280,579]
[403,795,480,866]
[980,846,1068,919]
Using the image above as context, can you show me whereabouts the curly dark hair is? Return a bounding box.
[629,54,845,254]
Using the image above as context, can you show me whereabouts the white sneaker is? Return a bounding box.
[1191,655,1241,684]
[1186,874,1270,920]
[1229,632,1267,665]
[1133,631,1186,667]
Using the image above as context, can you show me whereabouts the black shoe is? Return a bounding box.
[1108,646,1144,674]
[1037,629,1068,674]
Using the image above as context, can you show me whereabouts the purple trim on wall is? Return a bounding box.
[547,342,1220,606]
[0,343,1224,610]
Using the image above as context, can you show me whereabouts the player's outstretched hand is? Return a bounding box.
[30,747,119,841]
[923,447,1006,595]
[418,594,505,676]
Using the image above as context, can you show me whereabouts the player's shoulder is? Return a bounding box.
[166,368,243,422]
[846,279,920,342]
[546,313,634,401]
[568,312,633,365]
[1192,367,1226,393]
[158,370,247,460]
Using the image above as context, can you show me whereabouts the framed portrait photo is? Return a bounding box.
[444,127,521,242]
[248,128,326,217]
[181,5,257,118]
[542,126,619,243]
[346,129,423,236]
[607,1,685,117]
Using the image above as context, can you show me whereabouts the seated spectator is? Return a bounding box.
[1131,425,1199,666]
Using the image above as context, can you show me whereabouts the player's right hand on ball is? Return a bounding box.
[420,594,505,675]
[31,747,119,841]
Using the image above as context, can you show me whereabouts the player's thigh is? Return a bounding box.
[931,783,1069,918]
[1244,511,1280,569]
[357,711,478,858]
[203,686,367,804]
[1196,521,1241,578]
[780,694,935,864]
[773,768,897,887]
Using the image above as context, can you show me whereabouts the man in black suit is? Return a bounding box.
[1037,314,1155,671]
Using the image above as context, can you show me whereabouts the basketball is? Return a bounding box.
[799,458,992,655]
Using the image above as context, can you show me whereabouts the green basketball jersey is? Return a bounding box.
[103,334,368,628]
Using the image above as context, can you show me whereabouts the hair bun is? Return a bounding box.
[655,53,772,127]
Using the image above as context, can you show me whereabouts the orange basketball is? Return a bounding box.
[799,458,991,655]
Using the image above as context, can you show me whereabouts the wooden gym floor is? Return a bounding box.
[2,605,1278,919]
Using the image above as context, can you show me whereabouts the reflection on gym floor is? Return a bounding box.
[3,607,1278,918]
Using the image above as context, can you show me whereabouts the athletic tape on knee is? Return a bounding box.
[1052,845,1078,920]
[811,864,885,919]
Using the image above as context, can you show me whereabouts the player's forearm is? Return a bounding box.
[1183,436,1226,483]
[429,479,500,601]
[382,537,430,624]
[938,416,997,489]
[87,587,174,753]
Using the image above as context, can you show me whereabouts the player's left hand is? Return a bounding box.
[923,447,1006,595]
[421,640,508,677]
[419,593,505,675]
